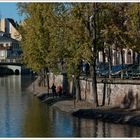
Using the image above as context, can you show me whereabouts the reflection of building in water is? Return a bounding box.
[0,75,21,136]
[0,75,21,93]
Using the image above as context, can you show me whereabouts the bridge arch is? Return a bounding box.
[0,63,31,75]
[15,69,20,75]
[0,65,21,74]
[0,67,14,75]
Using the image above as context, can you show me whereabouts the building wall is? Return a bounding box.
[0,50,7,59]
[0,41,21,60]
[9,22,21,41]
[98,48,137,66]
[1,19,6,33]
[0,18,21,41]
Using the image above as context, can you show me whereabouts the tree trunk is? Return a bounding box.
[103,48,105,64]
[137,52,140,65]
[90,3,99,107]
[75,76,81,102]
[84,78,88,101]
[121,48,124,79]
[46,73,50,94]
[137,52,140,74]
[108,47,112,79]
[91,61,98,107]
[102,79,106,106]
[62,73,68,95]
[39,68,46,87]
[133,52,135,64]
[43,68,46,87]
[72,77,76,96]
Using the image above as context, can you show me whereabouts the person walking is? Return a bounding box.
[57,85,62,97]
[51,83,56,98]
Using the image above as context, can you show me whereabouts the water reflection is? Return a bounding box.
[72,116,140,137]
[0,75,140,137]
[22,97,53,137]
[48,107,140,137]
[0,75,28,137]
[50,108,74,137]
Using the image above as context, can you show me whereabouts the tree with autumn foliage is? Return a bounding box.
[18,3,140,107]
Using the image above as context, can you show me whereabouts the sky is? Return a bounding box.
[0,2,24,23]
[0,1,136,23]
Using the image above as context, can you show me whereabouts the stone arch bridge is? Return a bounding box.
[0,61,30,75]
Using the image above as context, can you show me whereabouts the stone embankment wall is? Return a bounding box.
[48,73,140,108]
[80,78,140,108]
[48,73,68,94]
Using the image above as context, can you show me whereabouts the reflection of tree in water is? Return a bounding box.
[72,116,140,137]
[73,118,99,137]
[123,125,140,137]
[21,93,140,137]
[22,97,53,137]
[73,117,81,137]
[93,120,98,137]
[50,108,74,137]
[102,122,106,137]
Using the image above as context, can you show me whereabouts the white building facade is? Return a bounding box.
[0,31,21,62]
[98,48,138,66]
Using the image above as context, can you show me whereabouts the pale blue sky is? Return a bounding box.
[0,2,24,23]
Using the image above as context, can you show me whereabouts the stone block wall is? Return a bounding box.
[48,73,68,94]
[80,79,140,108]
[49,73,63,87]
[48,73,140,108]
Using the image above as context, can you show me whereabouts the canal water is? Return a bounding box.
[0,75,140,137]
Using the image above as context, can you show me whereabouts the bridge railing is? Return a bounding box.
[0,58,22,63]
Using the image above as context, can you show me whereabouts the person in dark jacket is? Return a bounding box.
[51,83,56,98]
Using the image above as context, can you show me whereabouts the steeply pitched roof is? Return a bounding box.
[0,35,18,43]
[7,18,19,29]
